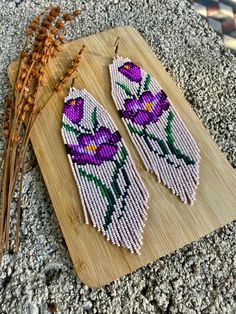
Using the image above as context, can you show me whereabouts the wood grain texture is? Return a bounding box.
[7,27,236,288]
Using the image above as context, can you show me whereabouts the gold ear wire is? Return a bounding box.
[114,36,120,58]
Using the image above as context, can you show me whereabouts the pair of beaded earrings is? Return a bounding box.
[61,40,200,254]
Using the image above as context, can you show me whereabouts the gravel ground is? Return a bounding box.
[0,0,236,313]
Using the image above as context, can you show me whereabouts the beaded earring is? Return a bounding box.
[61,61,149,254]
[109,38,200,205]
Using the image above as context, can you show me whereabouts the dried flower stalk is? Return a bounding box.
[54,44,85,92]
[0,6,82,260]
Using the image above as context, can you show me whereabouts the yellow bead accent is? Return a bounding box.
[145,102,153,112]
[86,144,97,152]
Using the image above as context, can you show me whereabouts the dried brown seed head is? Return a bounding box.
[72,56,81,63]
[49,6,60,17]
[16,82,23,91]
[63,13,72,21]
[40,56,48,65]
[4,129,9,139]
[53,40,60,48]
[21,72,27,80]
[27,16,40,33]
[35,33,45,42]
[73,9,81,16]
[38,76,44,85]
[45,15,54,23]
[58,34,64,42]
[42,20,52,29]
[39,68,45,75]
[29,24,38,32]
[54,84,60,92]
[20,51,28,59]
[66,69,74,76]
[55,20,64,30]
[39,27,46,34]
[19,113,26,122]
[23,105,31,112]
[32,46,39,53]
[31,16,40,25]
[26,28,34,35]
[51,52,58,58]
[50,26,58,35]
[44,40,51,48]
[3,119,9,130]
[54,46,62,53]
[12,133,21,143]
[32,52,40,61]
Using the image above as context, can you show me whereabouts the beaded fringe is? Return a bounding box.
[109,57,200,205]
[61,88,149,254]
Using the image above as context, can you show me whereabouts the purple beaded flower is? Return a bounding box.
[120,90,170,126]
[68,127,121,166]
[64,97,84,124]
[118,62,142,83]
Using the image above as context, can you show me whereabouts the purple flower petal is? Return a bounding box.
[110,131,121,144]
[124,98,142,112]
[72,153,102,166]
[68,127,121,166]
[121,89,170,126]
[64,97,84,124]
[119,110,133,120]
[77,133,94,147]
[118,62,142,83]
[68,144,87,155]
[139,91,154,104]
[97,144,118,161]
[93,127,113,146]
[133,111,152,126]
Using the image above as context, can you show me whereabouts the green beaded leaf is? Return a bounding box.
[91,107,98,131]
[164,112,195,166]
[127,123,169,156]
[143,74,151,91]
[78,145,130,231]
[116,82,133,97]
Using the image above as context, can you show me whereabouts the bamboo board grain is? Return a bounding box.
[7,27,236,288]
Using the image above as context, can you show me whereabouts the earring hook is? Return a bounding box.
[114,36,120,58]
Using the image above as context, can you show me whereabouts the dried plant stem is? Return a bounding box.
[0,5,82,258]
[5,144,17,249]
[0,145,10,250]
[15,165,25,254]
[0,63,35,250]
[0,228,6,264]
[7,114,34,201]
[0,147,6,172]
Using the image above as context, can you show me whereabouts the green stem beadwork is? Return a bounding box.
[78,146,129,231]
[117,73,152,99]
[78,167,116,227]
[127,112,195,166]
[61,122,89,135]
[103,146,129,230]
[91,107,99,131]
[116,82,134,97]
[127,123,169,157]
[62,107,99,136]
[165,111,195,166]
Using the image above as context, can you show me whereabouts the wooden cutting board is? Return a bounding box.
[7,26,236,288]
